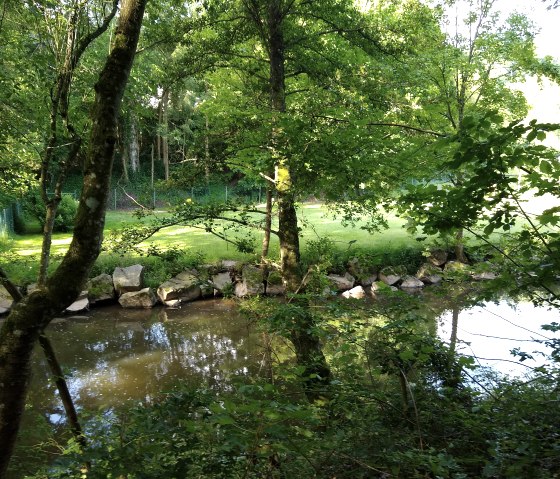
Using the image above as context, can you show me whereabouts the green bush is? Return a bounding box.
[22,192,78,233]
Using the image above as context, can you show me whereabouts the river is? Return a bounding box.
[7,292,559,477]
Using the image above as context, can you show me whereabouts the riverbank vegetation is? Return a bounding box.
[1,0,560,477]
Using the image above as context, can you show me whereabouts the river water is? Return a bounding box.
[24,293,559,418]
[7,293,559,477]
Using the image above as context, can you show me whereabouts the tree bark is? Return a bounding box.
[261,187,273,260]
[159,88,170,180]
[129,114,140,173]
[0,1,147,474]
[266,0,330,398]
[455,228,468,263]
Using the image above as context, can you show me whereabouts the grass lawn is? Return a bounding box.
[3,203,417,263]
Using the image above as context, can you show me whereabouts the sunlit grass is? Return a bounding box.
[1,203,421,285]
[5,204,415,258]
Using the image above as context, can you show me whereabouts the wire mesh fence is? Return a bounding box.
[107,184,265,210]
[0,203,18,237]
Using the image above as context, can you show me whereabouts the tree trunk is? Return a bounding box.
[267,0,330,399]
[0,1,147,473]
[119,120,130,182]
[129,114,140,173]
[159,88,170,180]
[261,187,273,260]
[455,228,468,263]
[38,199,61,286]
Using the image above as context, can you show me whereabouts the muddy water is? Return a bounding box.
[7,294,559,477]
[27,300,267,423]
[25,295,559,421]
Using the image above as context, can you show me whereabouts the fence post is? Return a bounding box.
[114,188,117,210]
[225,185,228,202]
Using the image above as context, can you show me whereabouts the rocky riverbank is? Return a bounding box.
[0,249,497,315]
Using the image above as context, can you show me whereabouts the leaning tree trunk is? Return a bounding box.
[0,1,147,474]
[267,0,330,399]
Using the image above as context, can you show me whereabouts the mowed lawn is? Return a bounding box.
[5,203,417,262]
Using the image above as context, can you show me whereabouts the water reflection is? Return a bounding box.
[28,300,264,420]
[27,296,560,426]
[439,300,559,376]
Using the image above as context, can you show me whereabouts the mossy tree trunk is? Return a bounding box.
[266,0,330,397]
[0,0,147,474]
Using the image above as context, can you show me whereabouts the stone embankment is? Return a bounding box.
[0,249,497,314]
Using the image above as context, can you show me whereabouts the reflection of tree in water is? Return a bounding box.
[28,304,264,415]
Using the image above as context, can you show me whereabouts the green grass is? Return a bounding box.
[5,204,417,256]
[1,203,423,285]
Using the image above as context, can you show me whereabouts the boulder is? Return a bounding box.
[211,272,233,295]
[472,271,497,281]
[444,261,468,273]
[87,273,115,304]
[0,285,14,315]
[157,270,202,305]
[400,276,425,289]
[65,291,89,313]
[221,260,241,272]
[327,273,355,292]
[342,285,366,299]
[164,299,181,308]
[113,264,144,295]
[379,266,406,286]
[119,288,157,309]
[265,270,285,296]
[416,263,443,285]
[235,265,264,297]
[428,249,448,267]
[361,274,378,287]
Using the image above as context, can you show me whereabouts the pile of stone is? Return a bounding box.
[0,249,498,315]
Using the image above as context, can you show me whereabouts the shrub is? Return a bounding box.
[22,192,78,232]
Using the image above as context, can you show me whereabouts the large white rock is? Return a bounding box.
[379,266,406,286]
[428,249,448,267]
[119,288,157,309]
[211,272,233,294]
[472,271,497,281]
[327,273,355,291]
[87,273,115,304]
[416,263,443,285]
[0,285,14,315]
[113,264,144,295]
[221,260,241,271]
[342,285,366,299]
[400,276,425,289]
[157,270,202,305]
[65,291,89,313]
[235,265,264,297]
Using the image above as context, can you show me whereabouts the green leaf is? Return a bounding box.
[540,160,553,175]
[526,129,538,142]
